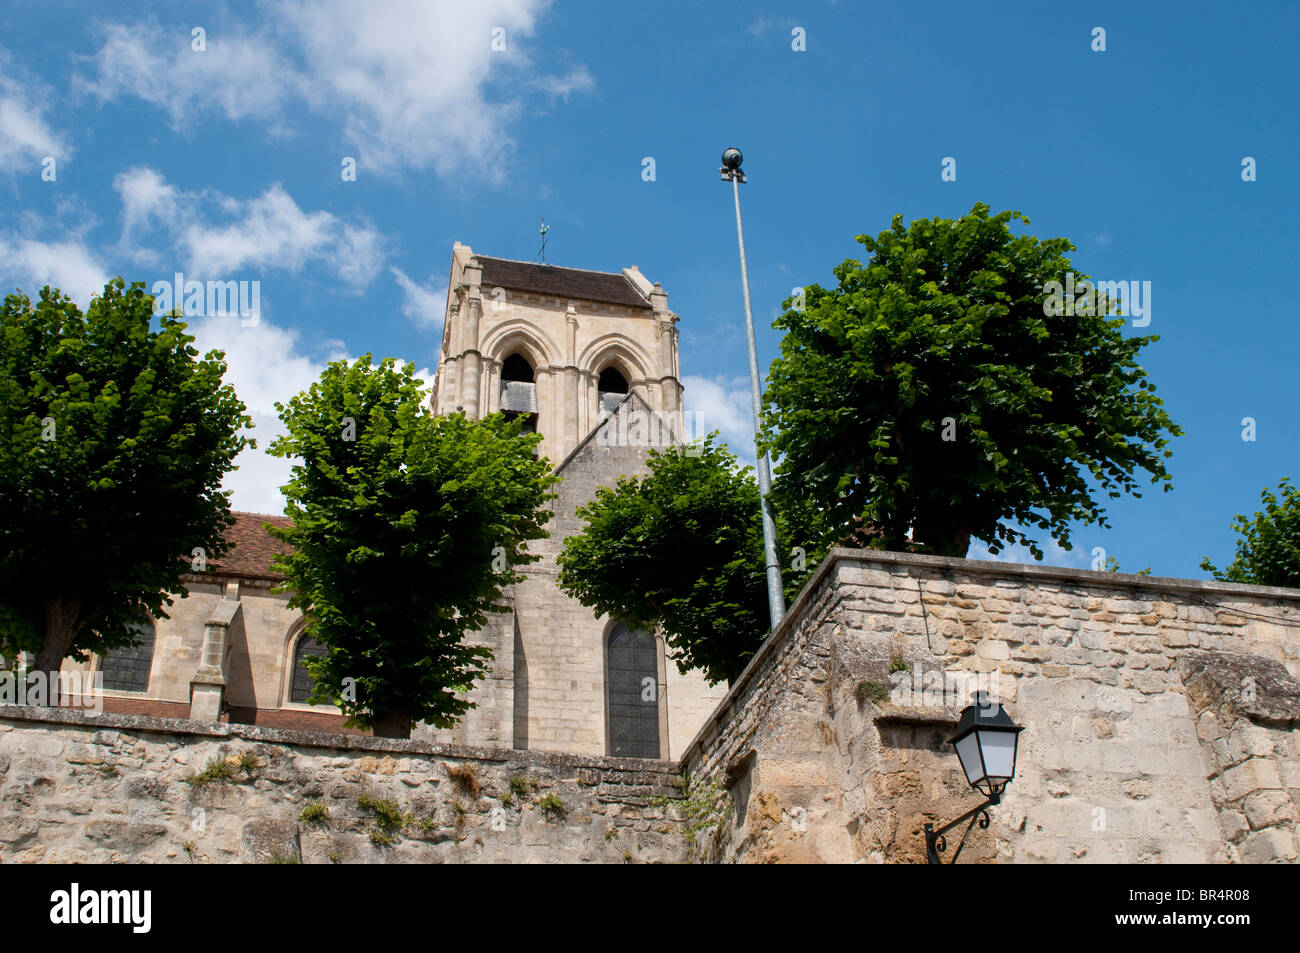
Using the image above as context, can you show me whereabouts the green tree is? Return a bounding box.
[558,436,801,685]
[0,280,253,698]
[1200,479,1300,588]
[762,203,1181,559]
[268,357,557,738]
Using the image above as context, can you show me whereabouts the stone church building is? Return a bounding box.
[59,243,727,759]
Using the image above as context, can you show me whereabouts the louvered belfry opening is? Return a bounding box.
[597,366,628,417]
[500,353,538,434]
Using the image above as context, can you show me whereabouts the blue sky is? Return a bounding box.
[1,0,1296,580]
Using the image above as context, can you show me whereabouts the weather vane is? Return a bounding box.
[538,219,550,264]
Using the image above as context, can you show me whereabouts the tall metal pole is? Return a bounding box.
[722,149,786,629]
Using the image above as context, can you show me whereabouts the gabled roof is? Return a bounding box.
[477,256,652,310]
[207,512,293,580]
[553,389,685,476]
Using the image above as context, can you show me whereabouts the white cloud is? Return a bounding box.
[112,168,384,287]
[334,225,386,289]
[79,1,592,179]
[531,66,596,100]
[0,236,110,307]
[410,365,435,404]
[189,316,440,514]
[391,267,448,330]
[966,535,1085,569]
[0,47,68,171]
[682,373,758,469]
[188,315,331,516]
[77,21,297,126]
[182,185,335,275]
[115,166,182,249]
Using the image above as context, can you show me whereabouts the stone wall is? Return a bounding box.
[0,707,685,864]
[11,548,1300,864]
[680,550,1300,864]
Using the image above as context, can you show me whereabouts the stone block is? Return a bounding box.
[976,640,1010,661]
[1238,827,1298,863]
[1242,790,1293,829]
[1221,759,1283,802]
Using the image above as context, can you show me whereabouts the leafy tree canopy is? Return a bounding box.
[557,436,793,685]
[268,356,557,737]
[762,203,1181,559]
[0,279,253,684]
[1201,478,1300,588]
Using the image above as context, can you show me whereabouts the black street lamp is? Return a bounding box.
[925,692,1025,864]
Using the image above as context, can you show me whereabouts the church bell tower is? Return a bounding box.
[430,242,683,464]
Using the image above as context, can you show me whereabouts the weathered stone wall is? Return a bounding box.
[0,707,685,864]
[681,550,1300,864]
[15,549,1299,864]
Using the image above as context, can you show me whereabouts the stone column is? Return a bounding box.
[459,259,484,418]
[483,359,499,415]
[651,283,683,425]
[564,309,580,451]
[190,595,239,721]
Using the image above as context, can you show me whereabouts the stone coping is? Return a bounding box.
[846,548,1300,603]
[678,547,1300,768]
[0,705,679,775]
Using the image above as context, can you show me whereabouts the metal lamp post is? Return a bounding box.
[719,147,786,630]
[924,692,1025,864]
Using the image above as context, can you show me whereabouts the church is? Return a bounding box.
[59,243,728,760]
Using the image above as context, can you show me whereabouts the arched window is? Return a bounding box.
[99,621,155,693]
[500,352,539,434]
[598,366,629,415]
[606,622,661,758]
[501,353,534,383]
[290,635,328,704]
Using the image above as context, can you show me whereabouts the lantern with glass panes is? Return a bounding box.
[924,692,1025,864]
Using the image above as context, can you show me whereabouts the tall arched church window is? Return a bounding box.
[598,366,629,416]
[99,621,156,693]
[500,352,539,434]
[606,622,661,758]
[290,635,328,704]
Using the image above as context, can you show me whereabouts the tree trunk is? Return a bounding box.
[912,519,972,558]
[35,598,82,708]
[371,708,413,739]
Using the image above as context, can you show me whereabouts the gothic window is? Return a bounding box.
[98,621,155,693]
[500,352,539,433]
[598,366,629,415]
[290,635,328,704]
[606,622,661,758]
[502,353,535,383]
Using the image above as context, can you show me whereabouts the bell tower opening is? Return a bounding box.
[500,352,539,435]
[597,366,629,416]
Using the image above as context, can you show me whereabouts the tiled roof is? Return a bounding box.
[477,256,651,310]
[207,512,293,580]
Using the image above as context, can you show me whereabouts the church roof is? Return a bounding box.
[477,256,652,310]
[207,512,293,580]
